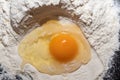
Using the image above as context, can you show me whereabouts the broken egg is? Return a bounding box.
[18,20,91,75]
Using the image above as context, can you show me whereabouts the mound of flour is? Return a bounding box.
[0,0,120,80]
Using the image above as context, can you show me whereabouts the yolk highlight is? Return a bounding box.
[49,33,78,63]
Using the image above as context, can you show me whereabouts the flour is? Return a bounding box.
[0,0,120,80]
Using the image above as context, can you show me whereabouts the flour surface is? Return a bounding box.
[0,0,119,80]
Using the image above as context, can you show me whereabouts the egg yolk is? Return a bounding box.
[49,33,78,63]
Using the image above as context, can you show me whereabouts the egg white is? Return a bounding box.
[18,20,91,75]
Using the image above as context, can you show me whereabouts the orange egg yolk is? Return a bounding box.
[49,33,78,63]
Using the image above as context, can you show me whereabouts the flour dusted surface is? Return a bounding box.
[0,0,119,80]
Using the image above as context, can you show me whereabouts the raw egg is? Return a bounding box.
[18,20,91,75]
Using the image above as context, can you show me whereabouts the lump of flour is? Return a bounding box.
[0,0,119,80]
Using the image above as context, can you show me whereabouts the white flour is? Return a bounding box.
[0,0,120,80]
